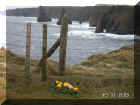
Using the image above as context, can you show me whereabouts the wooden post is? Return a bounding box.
[38,38,60,69]
[59,14,68,76]
[25,23,31,79]
[41,24,47,81]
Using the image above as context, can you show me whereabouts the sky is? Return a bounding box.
[0,0,139,47]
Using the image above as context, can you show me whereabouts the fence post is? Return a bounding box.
[37,38,60,70]
[41,24,47,81]
[59,14,68,76]
[25,23,31,79]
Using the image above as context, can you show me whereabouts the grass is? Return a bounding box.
[0,48,6,104]
[0,45,134,101]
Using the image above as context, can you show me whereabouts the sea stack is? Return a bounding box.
[95,14,105,33]
[89,16,96,27]
[37,6,51,22]
[57,8,72,25]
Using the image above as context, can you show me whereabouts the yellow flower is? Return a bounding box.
[57,83,62,88]
[69,85,74,89]
[73,88,79,91]
[56,80,59,82]
[64,82,69,87]
[56,80,62,84]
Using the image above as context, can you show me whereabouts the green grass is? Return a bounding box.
[0,45,134,100]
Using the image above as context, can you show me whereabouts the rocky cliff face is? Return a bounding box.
[105,6,134,34]
[37,6,51,22]
[6,6,134,35]
[56,8,72,25]
[91,6,134,34]
[137,1,140,5]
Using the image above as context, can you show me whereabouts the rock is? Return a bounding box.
[57,8,72,25]
[37,6,51,22]
[89,16,96,27]
[95,14,105,33]
[95,6,134,34]
[136,1,140,5]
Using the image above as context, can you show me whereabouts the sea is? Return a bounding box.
[5,16,134,65]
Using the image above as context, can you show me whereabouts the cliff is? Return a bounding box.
[88,6,134,34]
[57,8,72,25]
[6,6,134,34]
[37,6,51,22]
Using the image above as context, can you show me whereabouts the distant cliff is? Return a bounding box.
[57,8,72,25]
[37,6,51,22]
[92,6,134,34]
[6,5,134,35]
[6,8,38,17]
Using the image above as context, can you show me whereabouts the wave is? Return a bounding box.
[69,22,90,29]
[52,30,134,40]
[98,33,134,40]
[135,35,140,40]
[51,20,91,29]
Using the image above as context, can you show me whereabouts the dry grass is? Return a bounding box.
[1,45,134,100]
[0,48,6,104]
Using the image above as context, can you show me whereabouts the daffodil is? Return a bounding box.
[73,88,79,91]
[63,82,69,87]
[56,80,62,84]
[57,83,62,88]
[56,80,60,84]
[69,85,74,89]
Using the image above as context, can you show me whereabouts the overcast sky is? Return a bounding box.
[0,0,139,11]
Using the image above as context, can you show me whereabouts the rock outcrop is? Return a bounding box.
[37,6,51,22]
[137,1,140,5]
[6,6,134,34]
[57,8,72,25]
[89,16,96,27]
[95,6,134,34]
[95,14,105,33]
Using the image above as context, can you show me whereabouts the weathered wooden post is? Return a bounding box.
[59,14,68,76]
[25,23,31,79]
[38,38,60,68]
[41,24,47,81]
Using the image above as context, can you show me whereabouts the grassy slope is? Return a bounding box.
[0,48,6,104]
[1,45,134,100]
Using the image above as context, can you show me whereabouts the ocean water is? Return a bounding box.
[6,16,134,65]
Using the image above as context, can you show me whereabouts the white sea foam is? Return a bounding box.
[51,20,91,29]
[51,18,58,23]
[98,33,134,40]
[69,21,90,29]
[49,19,134,40]
[24,17,38,23]
[22,16,134,41]
[68,30,97,39]
[135,35,140,40]
[53,30,134,40]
